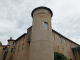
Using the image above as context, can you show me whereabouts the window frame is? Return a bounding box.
[44,22,48,30]
[53,33,55,41]
[64,39,67,46]
[23,37,25,41]
[12,42,15,46]
[59,36,62,44]
[22,43,24,50]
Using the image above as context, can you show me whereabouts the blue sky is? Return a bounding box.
[0,0,80,45]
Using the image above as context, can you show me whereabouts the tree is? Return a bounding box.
[54,52,69,60]
[0,41,2,45]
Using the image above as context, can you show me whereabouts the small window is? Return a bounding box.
[53,33,55,41]
[23,37,25,41]
[57,46,59,49]
[22,44,24,50]
[2,48,5,51]
[12,42,15,46]
[64,39,67,46]
[62,48,64,51]
[59,37,62,44]
[44,22,48,30]
[11,48,13,53]
[72,44,74,48]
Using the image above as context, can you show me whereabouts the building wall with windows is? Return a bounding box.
[12,33,29,60]
[52,30,80,60]
[1,26,79,60]
[0,6,80,60]
[0,45,7,60]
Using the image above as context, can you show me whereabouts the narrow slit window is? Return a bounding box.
[53,33,55,41]
[64,39,67,46]
[72,44,74,48]
[59,37,62,44]
[44,22,48,30]
[23,37,25,41]
[22,44,24,50]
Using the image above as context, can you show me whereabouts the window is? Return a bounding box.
[2,48,5,51]
[64,39,67,46]
[44,22,48,30]
[22,44,24,50]
[59,37,62,44]
[53,33,55,41]
[23,37,25,41]
[62,48,64,51]
[72,44,74,48]
[57,46,59,49]
[11,48,13,53]
[12,42,15,46]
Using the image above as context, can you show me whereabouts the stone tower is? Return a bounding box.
[29,6,54,60]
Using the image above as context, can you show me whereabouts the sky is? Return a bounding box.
[0,0,80,45]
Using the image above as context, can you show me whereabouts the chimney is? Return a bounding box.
[10,37,12,40]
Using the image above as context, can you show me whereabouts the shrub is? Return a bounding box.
[54,52,69,60]
[0,41,2,45]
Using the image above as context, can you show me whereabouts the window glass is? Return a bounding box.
[59,37,62,44]
[64,40,67,46]
[53,33,55,41]
[13,42,15,46]
[23,37,25,41]
[72,44,74,48]
[22,44,24,49]
[44,22,48,30]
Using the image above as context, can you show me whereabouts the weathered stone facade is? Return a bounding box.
[0,6,80,60]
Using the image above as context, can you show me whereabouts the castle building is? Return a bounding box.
[0,6,80,60]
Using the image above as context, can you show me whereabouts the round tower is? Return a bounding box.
[29,6,54,60]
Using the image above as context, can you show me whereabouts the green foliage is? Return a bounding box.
[54,52,69,60]
[0,41,2,45]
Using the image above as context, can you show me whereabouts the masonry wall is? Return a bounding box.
[52,31,79,60]
[12,29,31,60]
[0,28,80,60]
[0,46,4,60]
[5,41,15,60]
[12,35,26,60]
